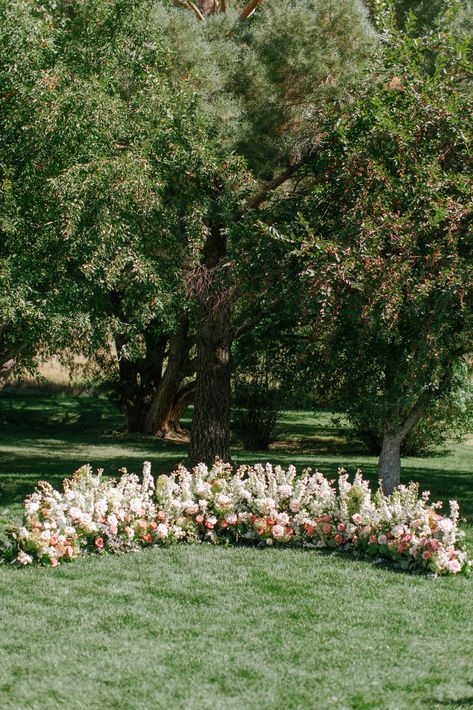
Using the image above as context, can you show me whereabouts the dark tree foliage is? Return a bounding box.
[288,7,472,492]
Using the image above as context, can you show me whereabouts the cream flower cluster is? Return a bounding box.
[4,463,163,566]
[2,461,470,575]
[154,462,469,575]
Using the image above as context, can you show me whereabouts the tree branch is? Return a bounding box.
[174,0,205,21]
[245,161,306,212]
[397,364,459,440]
[233,296,284,340]
[240,0,265,20]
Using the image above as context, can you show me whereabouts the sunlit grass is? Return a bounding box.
[0,389,472,709]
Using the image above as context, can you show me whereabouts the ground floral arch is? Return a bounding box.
[2,461,470,576]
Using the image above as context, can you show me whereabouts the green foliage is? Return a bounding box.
[349,363,473,455]
[292,8,472,439]
[0,0,376,383]
[226,0,376,177]
[233,351,285,451]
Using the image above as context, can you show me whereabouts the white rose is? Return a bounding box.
[185,503,199,515]
[156,524,168,539]
[391,525,404,539]
[130,498,143,514]
[216,494,231,511]
[278,484,292,498]
[16,551,33,565]
[95,500,107,518]
[276,512,290,526]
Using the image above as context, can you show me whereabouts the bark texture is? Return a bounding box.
[378,432,402,496]
[144,315,193,436]
[114,326,167,434]
[189,223,233,465]
[0,355,19,390]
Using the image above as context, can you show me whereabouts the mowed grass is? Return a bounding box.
[0,389,472,710]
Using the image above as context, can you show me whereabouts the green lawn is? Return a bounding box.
[0,389,472,710]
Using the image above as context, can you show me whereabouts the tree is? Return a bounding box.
[183,0,376,463]
[292,7,472,493]
[1,0,375,461]
[0,0,234,428]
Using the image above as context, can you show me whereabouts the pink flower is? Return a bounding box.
[289,500,301,513]
[150,521,158,530]
[422,551,432,560]
[378,534,387,545]
[369,535,377,544]
[94,537,104,549]
[352,514,363,525]
[352,535,359,545]
[449,560,461,574]
[335,534,343,545]
[109,525,118,535]
[196,515,204,524]
[50,558,59,567]
[305,523,315,536]
[142,533,152,543]
[138,520,147,529]
[157,511,166,521]
[225,513,238,525]
[272,525,285,539]
[337,523,346,532]
[323,524,331,534]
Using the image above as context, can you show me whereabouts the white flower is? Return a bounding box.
[95,500,107,518]
[278,484,292,498]
[25,501,40,515]
[156,524,169,539]
[437,518,454,534]
[216,494,232,511]
[16,551,33,565]
[276,512,290,526]
[289,499,301,513]
[129,498,143,514]
[391,525,404,539]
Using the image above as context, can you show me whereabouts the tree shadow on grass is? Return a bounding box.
[430,682,473,707]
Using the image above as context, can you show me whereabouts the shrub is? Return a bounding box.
[232,356,284,450]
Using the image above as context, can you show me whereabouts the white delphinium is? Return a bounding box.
[142,461,155,495]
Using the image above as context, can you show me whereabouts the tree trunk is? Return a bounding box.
[167,381,195,435]
[144,315,192,436]
[0,355,19,390]
[114,325,167,434]
[189,307,232,465]
[189,222,233,466]
[378,431,402,496]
